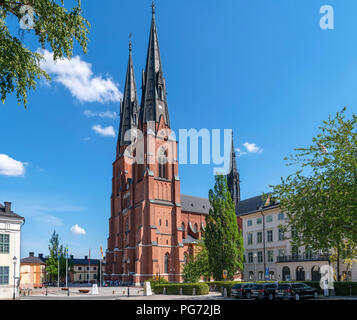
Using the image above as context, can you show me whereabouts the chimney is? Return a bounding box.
[4,202,11,213]
[38,253,43,259]
[29,252,34,257]
[84,256,88,260]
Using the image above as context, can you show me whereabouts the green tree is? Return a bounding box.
[182,240,210,283]
[204,174,244,281]
[0,0,90,107]
[46,230,73,283]
[46,230,64,282]
[272,108,357,281]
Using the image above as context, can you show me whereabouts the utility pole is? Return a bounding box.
[57,253,60,288]
[260,206,266,281]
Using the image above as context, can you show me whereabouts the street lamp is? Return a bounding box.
[253,253,257,281]
[13,256,17,300]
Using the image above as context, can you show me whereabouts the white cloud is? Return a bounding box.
[92,125,115,137]
[38,215,64,227]
[243,142,263,154]
[84,110,118,119]
[71,224,86,235]
[0,154,26,176]
[235,148,247,157]
[38,49,123,103]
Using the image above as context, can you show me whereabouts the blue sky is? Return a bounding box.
[1,0,356,258]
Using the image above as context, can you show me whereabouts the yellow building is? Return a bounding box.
[20,252,46,289]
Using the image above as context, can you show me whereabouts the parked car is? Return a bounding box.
[275,283,319,301]
[251,283,278,300]
[231,282,256,299]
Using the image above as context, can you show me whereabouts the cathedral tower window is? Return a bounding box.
[164,253,169,274]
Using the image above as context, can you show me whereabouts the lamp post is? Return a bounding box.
[259,205,267,280]
[253,253,257,282]
[13,256,17,300]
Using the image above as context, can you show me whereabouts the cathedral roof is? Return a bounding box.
[139,2,170,127]
[180,194,210,214]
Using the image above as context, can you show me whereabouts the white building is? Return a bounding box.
[237,196,356,282]
[0,202,24,300]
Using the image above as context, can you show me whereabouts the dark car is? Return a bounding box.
[231,282,256,299]
[251,283,278,300]
[275,283,319,301]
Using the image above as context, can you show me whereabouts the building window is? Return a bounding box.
[291,226,297,239]
[158,148,167,178]
[267,250,274,262]
[247,233,253,245]
[267,230,273,242]
[278,212,285,220]
[184,252,188,264]
[278,249,285,257]
[258,271,263,280]
[257,232,262,244]
[269,271,275,280]
[292,246,299,257]
[0,266,9,285]
[247,220,252,227]
[94,274,97,279]
[164,253,169,274]
[181,222,185,230]
[248,252,253,263]
[193,224,198,232]
[257,251,263,263]
[78,267,82,271]
[79,274,82,280]
[249,271,254,280]
[0,234,10,253]
[257,217,262,225]
[159,219,162,226]
[166,220,168,227]
[278,229,285,241]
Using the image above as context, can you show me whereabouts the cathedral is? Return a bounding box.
[105,4,241,285]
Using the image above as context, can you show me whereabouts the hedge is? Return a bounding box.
[153,283,209,295]
[333,282,357,296]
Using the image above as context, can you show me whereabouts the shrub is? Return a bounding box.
[153,283,209,295]
[145,277,169,289]
[333,282,357,296]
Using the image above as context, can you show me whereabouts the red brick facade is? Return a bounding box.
[105,7,241,286]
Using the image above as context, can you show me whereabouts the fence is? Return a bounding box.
[20,286,145,298]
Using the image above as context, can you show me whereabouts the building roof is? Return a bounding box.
[182,234,198,244]
[180,194,210,214]
[0,202,24,220]
[179,194,278,217]
[236,195,279,216]
[21,256,46,264]
[69,258,103,265]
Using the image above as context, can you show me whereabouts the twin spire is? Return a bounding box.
[117,3,169,152]
[227,133,241,209]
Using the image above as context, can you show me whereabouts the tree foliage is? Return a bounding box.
[204,174,244,281]
[182,240,210,283]
[46,230,72,282]
[271,108,357,279]
[0,0,90,107]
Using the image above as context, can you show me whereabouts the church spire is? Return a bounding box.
[139,2,170,128]
[227,132,241,209]
[117,38,139,155]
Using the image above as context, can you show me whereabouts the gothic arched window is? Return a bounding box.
[158,148,167,178]
[164,253,169,274]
